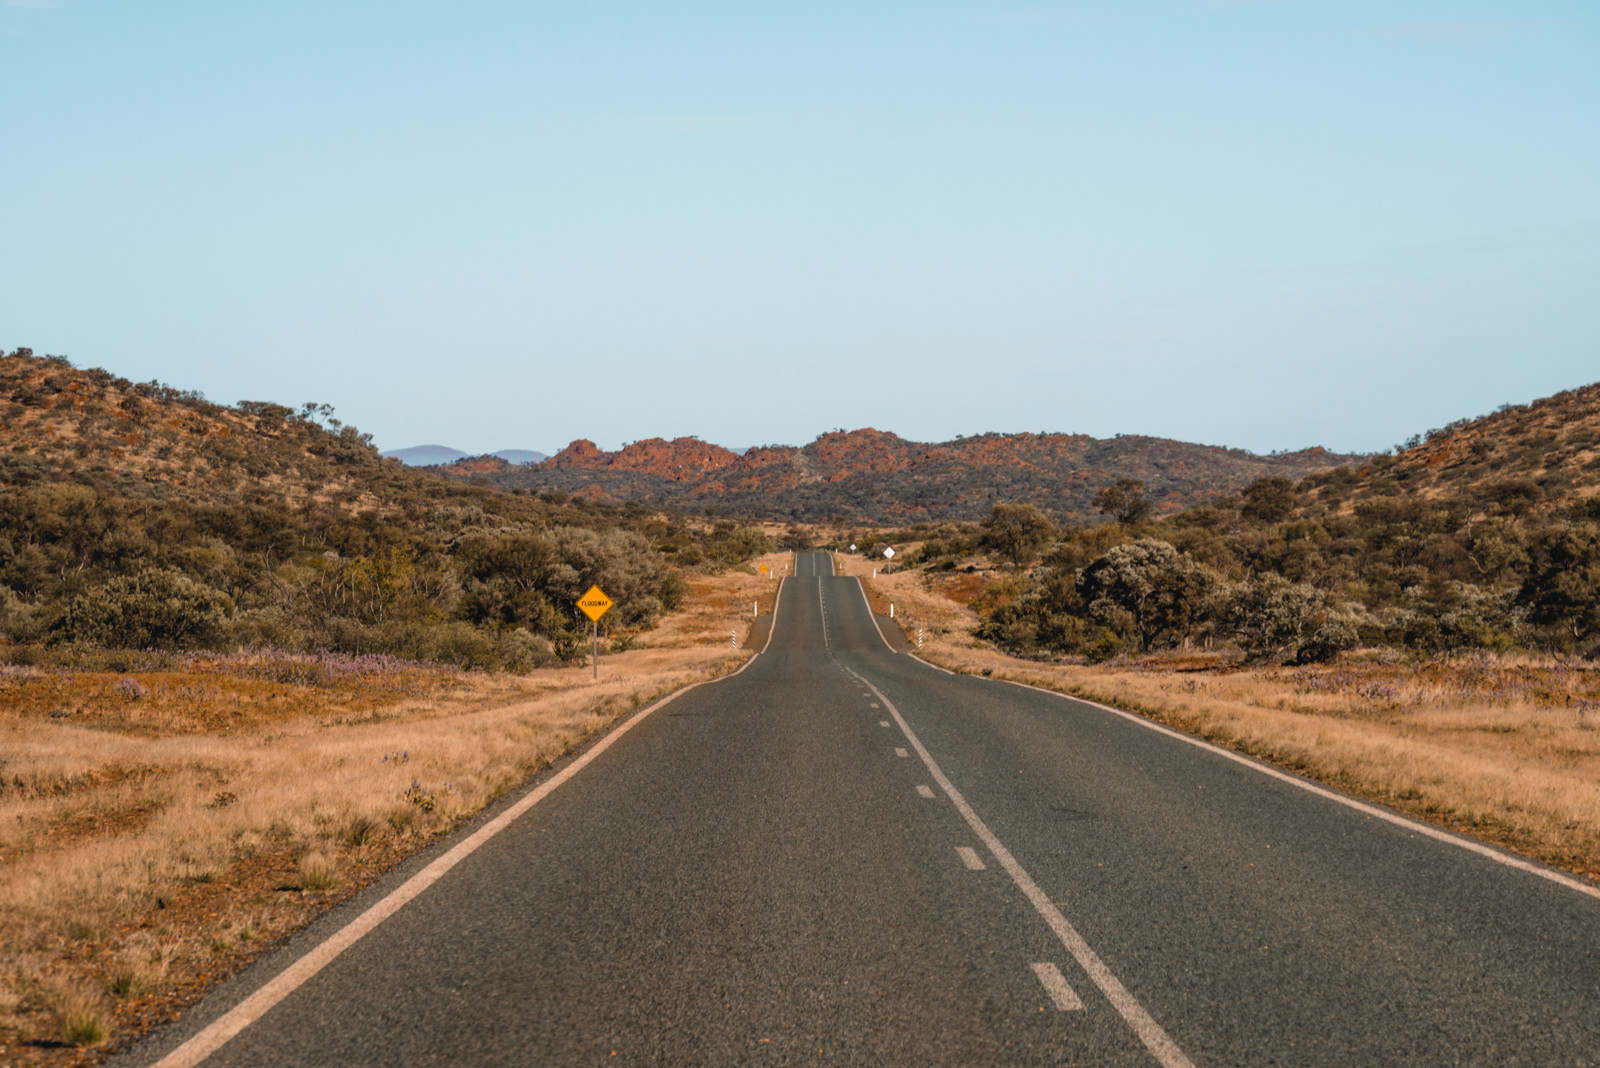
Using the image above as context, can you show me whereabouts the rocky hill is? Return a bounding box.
[0,349,497,514]
[1296,382,1600,517]
[448,429,1367,523]
[0,348,776,676]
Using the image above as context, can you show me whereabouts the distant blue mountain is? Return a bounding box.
[382,445,546,467]
[383,445,466,466]
[491,449,547,465]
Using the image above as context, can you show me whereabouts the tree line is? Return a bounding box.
[0,484,771,669]
[883,475,1600,663]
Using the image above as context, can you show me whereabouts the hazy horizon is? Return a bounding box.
[6,1,1596,458]
[378,423,1379,461]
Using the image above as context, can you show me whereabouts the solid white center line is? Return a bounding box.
[1032,962,1085,1011]
[917,785,936,799]
[957,846,987,870]
[847,667,1192,1068]
[894,747,909,758]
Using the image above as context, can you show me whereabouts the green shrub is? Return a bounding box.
[1292,619,1358,664]
[658,569,690,612]
[499,627,557,671]
[55,568,229,650]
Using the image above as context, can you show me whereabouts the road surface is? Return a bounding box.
[120,551,1600,1065]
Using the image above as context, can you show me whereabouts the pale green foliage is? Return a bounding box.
[1222,573,1327,659]
[57,567,230,650]
[1079,539,1219,650]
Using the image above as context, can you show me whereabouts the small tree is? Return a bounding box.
[981,503,1056,569]
[1224,573,1326,661]
[780,526,813,551]
[1093,479,1151,525]
[1240,477,1300,524]
[1078,540,1217,650]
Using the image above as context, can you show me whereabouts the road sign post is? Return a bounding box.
[883,546,895,575]
[576,584,614,680]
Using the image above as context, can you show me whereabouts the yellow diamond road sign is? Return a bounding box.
[577,585,613,622]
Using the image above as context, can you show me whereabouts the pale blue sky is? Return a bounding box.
[4,1,1597,456]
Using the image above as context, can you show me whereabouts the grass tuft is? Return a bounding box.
[108,968,146,998]
[298,852,337,892]
[341,814,383,847]
[48,983,111,1047]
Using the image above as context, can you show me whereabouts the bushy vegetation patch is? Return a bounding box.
[0,350,773,669]
[943,474,1599,664]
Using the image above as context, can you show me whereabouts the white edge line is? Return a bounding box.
[150,609,781,1068]
[899,638,957,674]
[851,577,901,655]
[847,668,1193,1068]
[758,574,786,654]
[983,675,1600,903]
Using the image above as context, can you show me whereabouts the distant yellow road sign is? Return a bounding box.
[759,564,769,575]
[577,585,613,622]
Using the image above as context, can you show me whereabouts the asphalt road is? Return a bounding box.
[121,552,1600,1066]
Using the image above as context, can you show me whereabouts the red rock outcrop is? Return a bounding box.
[542,439,610,468]
[543,437,739,481]
[445,425,1379,523]
[607,438,740,480]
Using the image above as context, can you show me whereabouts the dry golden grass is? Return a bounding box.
[0,561,781,1066]
[849,557,1600,888]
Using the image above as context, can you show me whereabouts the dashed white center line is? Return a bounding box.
[817,578,828,648]
[916,785,936,799]
[846,666,1192,1068]
[894,747,909,758]
[1031,962,1085,1011]
[957,846,986,870]
[870,702,880,708]
[879,721,890,728]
